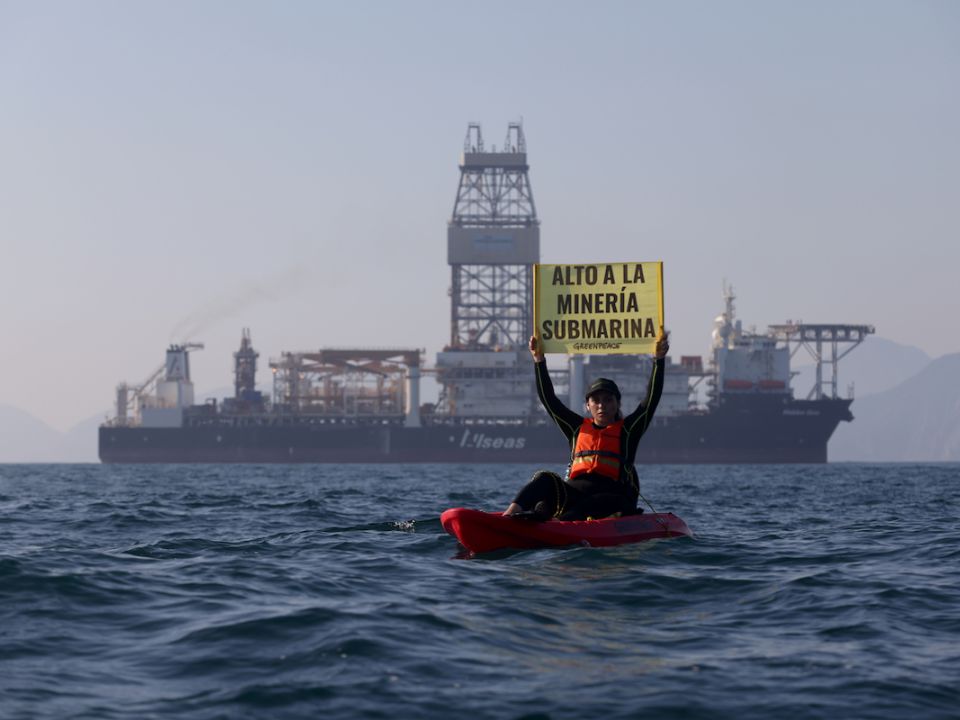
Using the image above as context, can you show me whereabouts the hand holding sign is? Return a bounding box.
[655,328,670,359]
[528,335,545,363]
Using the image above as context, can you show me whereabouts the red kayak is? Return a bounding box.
[441,507,692,554]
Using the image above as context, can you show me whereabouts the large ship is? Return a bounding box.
[99,124,873,464]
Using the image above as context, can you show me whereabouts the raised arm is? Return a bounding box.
[530,335,582,440]
[624,329,669,436]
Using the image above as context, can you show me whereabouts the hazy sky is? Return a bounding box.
[2,0,958,431]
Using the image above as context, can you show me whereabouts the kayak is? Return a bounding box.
[440,507,692,554]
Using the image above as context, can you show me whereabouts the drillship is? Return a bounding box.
[99,124,873,464]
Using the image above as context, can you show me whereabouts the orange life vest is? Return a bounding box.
[569,418,625,481]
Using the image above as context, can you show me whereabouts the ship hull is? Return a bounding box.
[99,397,853,464]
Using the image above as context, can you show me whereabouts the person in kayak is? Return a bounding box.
[503,329,669,521]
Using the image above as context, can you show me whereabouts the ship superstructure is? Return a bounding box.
[269,348,422,426]
[99,124,874,464]
[109,342,204,429]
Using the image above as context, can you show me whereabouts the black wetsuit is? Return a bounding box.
[512,357,665,520]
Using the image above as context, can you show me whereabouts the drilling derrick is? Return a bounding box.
[234,328,258,400]
[435,123,541,421]
[224,328,266,413]
[447,122,539,348]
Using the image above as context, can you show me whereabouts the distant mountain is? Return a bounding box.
[0,405,64,462]
[0,406,103,463]
[830,353,960,461]
[61,414,106,463]
[793,336,931,400]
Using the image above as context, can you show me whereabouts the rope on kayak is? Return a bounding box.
[637,489,658,514]
[637,490,672,534]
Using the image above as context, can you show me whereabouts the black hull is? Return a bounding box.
[99,397,853,464]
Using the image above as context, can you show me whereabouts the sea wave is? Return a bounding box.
[0,463,958,719]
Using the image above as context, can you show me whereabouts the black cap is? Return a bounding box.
[585,378,621,401]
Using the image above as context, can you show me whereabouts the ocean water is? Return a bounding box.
[1,463,958,720]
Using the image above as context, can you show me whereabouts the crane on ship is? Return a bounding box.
[110,343,204,426]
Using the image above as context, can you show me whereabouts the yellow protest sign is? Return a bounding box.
[534,262,664,355]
